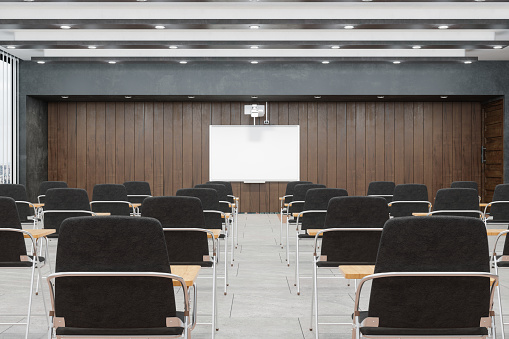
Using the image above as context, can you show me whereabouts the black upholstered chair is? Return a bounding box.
[279,181,312,247]
[367,181,395,203]
[311,196,388,335]
[142,196,218,336]
[176,188,230,295]
[90,184,132,216]
[42,188,95,237]
[294,188,348,294]
[451,180,479,191]
[430,188,483,218]
[353,216,497,339]
[0,197,48,338]
[123,181,152,215]
[195,184,231,214]
[0,184,37,225]
[207,180,240,250]
[37,181,68,204]
[388,184,431,217]
[286,183,325,264]
[484,184,509,227]
[46,216,192,339]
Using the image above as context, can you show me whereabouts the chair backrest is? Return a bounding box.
[301,188,348,230]
[290,183,326,214]
[0,184,30,222]
[0,197,27,263]
[320,196,389,264]
[284,181,312,203]
[91,184,131,216]
[451,180,478,193]
[195,183,230,213]
[38,181,68,203]
[207,181,234,202]
[123,181,152,204]
[43,188,91,235]
[176,188,222,229]
[367,181,395,202]
[433,188,480,218]
[390,184,429,217]
[142,196,209,264]
[55,216,176,330]
[490,184,509,222]
[368,216,490,329]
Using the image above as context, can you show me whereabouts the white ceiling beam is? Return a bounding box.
[1,2,509,20]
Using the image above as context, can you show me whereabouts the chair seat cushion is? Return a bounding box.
[360,326,488,337]
[172,261,213,268]
[317,261,376,267]
[298,234,315,239]
[0,256,44,267]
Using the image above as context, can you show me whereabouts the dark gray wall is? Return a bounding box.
[25,96,48,201]
[19,61,509,188]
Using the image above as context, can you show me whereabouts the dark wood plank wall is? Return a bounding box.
[482,99,504,201]
[48,101,482,212]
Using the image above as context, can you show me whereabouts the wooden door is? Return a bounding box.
[482,99,504,202]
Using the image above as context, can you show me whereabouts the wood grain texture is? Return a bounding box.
[483,99,504,202]
[48,100,483,210]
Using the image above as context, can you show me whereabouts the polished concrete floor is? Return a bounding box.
[1,214,509,338]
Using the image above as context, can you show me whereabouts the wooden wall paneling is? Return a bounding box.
[422,103,433,202]
[123,103,135,183]
[173,103,184,192]
[114,103,125,185]
[432,102,443,199]
[240,104,252,213]
[384,103,395,183]
[346,102,356,194]
[267,103,280,214]
[201,102,211,184]
[192,102,202,186]
[299,102,308,181]
[403,102,414,183]
[221,102,231,125]
[442,102,453,188]
[105,103,116,184]
[162,103,173,195]
[76,103,87,190]
[375,102,385,181]
[326,103,337,188]
[66,102,77,188]
[85,102,96,197]
[482,99,504,201]
[336,103,347,190]
[57,102,68,183]
[228,103,241,207]
[134,103,145,181]
[472,102,482,191]
[278,102,289,209]
[461,103,473,181]
[317,103,328,186]
[47,103,58,181]
[153,102,164,196]
[413,102,424,184]
[365,102,376,188]
[393,103,405,185]
[355,102,366,195]
[95,102,106,187]
[144,103,154,190]
[307,102,318,184]
[452,102,463,182]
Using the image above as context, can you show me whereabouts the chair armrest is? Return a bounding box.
[484,201,509,216]
[389,201,432,212]
[288,200,305,207]
[15,200,38,216]
[0,228,38,255]
[428,210,485,219]
[295,210,327,230]
[163,228,218,257]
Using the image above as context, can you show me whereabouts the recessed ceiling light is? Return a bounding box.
[331,46,341,49]
[412,45,421,49]
[251,96,258,99]
[250,46,259,49]
[179,61,188,64]
[393,61,401,64]
[125,96,132,99]
[493,45,503,49]
[6,46,15,49]
[88,46,97,49]
[155,25,165,29]
[314,96,321,99]
[169,45,178,49]
[37,61,45,64]
[464,60,473,64]
[24,0,34,2]
[61,96,69,99]
[440,96,448,99]
[344,25,355,29]
[188,96,195,99]
[60,25,71,29]
[250,61,259,64]
[250,25,260,29]
[377,96,385,99]
[108,61,117,64]
[322,61,330,64]
[362,0,372,2]
[136,0,147,2]
[438,25,449,29]
[474,0,485,2]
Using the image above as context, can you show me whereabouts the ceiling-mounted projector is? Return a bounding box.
[244,104,265,118]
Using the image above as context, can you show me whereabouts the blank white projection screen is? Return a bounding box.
[209,125,300,182]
